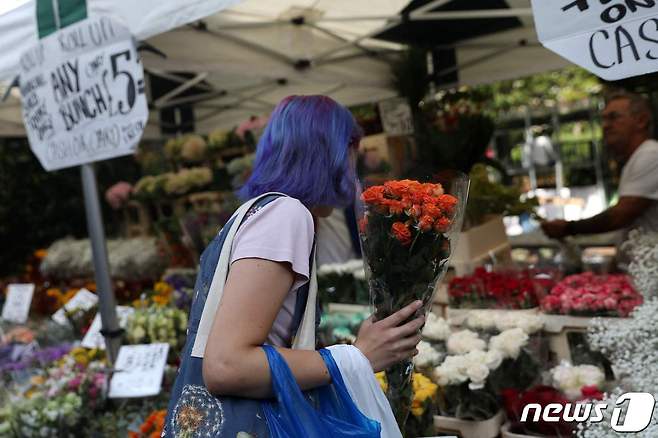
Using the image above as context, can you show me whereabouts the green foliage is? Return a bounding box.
[466,164,538,225]
[439,67,602,115]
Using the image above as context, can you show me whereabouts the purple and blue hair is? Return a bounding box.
[238,95,362,208]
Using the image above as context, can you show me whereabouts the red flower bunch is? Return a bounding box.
[360,179,458,246]
[448,268,553,309]
[502,385,574,436]
[541,272,642,317]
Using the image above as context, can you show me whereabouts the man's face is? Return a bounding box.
[601,98,646,159]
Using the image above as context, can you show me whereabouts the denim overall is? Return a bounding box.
[163,194,315,437]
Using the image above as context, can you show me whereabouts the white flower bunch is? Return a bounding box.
[550,361,605,400]
[447,330,486,355]
[489,328,529,360]
[464,310,497,331]
[621,229,658,299]
[433,349,503,390]
[422,312,451,341]
[588,298,658,398]
[41,237,165,280]
[465,310,544,335]
[577,388,658,438]
[414,340,443,368]
[318,259,365,278]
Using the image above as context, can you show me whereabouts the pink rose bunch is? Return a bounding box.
[105,181,133,210]
[541,272,642,317]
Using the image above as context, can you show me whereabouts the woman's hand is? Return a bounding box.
[354,300,425,373]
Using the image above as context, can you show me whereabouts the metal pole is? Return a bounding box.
[80,163,121,364]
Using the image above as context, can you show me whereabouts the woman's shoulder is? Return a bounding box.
[248,196,313,225]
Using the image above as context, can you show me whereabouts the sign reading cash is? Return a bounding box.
[19,16,148,171]
[531,0,658,80]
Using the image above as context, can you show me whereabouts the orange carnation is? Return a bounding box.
[391,222,412,246]
[408,204,422,219]
[421,203,441,219]
[437,194,458,216]
[387,200,405,216]
[418,215,435,232]
[361,186,385,204]
[434,217,452,233]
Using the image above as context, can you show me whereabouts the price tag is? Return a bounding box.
[1,284,35,324]
[52,288,98,325]
[81,306,134,349]
[109,343,169,398]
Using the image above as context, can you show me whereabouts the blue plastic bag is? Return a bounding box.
[262,345,381,438]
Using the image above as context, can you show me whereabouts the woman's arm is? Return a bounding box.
[202,257,425,398]
[202,257,328,398]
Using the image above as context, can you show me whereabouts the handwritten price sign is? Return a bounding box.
[18,16,148,171]
[531,0,658,80]
[1,284,35,324]
[109,343,169,398]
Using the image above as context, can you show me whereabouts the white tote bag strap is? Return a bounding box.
[192,192,286,357]
[291,251,317,350]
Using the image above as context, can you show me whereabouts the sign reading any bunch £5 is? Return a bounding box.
[531,0,658,80]
[19,16,148,171]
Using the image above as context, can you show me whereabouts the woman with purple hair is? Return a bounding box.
[164,95,422,437]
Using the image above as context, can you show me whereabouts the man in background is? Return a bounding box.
[542,91,658,243]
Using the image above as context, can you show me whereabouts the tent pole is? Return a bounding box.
[80,163,121,364]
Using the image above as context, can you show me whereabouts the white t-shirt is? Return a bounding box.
[618,139,658,233]
[229,197,315,347]
[316,209,358,266]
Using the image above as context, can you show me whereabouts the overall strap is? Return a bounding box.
[191,192,286,357]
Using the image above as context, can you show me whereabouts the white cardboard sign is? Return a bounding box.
[19,16,148,171]
[1,284,35,324]
[81,305,134,349]
[52,288,98,325]
[109,343,169,398]
[378,97,414,136]
[531,0,658,80]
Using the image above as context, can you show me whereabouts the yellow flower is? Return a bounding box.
[410,373,438,417]
[375,372,388,393]
[30,376,46,386]
[133,298,148,309]
[154,282,173,297]
[34,249,47,259]
[153,295,170,306]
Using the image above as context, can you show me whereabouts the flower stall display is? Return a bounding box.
[501,385,575,437]
[541,272,642,318]
[317,311,368,347]
[448,267,554,311]
[125,305,188,354]
[376,372,439,438]
[549,361,605,401]
[621,229,658,299]
[40,238,167,282]
[359,176,468,427]
[317,259,368,306]
[129,409,166,438]
[421,312,451,343]
[105,182,134,210]
[431,327,540,428]
[464,310,545,335]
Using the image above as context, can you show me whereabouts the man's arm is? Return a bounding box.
[541,196,653,238]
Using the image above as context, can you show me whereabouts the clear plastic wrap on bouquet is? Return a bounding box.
[356,171,469,428]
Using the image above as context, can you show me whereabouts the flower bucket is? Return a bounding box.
[433,410,504,438]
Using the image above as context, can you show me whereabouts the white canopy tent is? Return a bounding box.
[0,0,575,137]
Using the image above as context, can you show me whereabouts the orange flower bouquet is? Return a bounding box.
[358,174,468,427]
